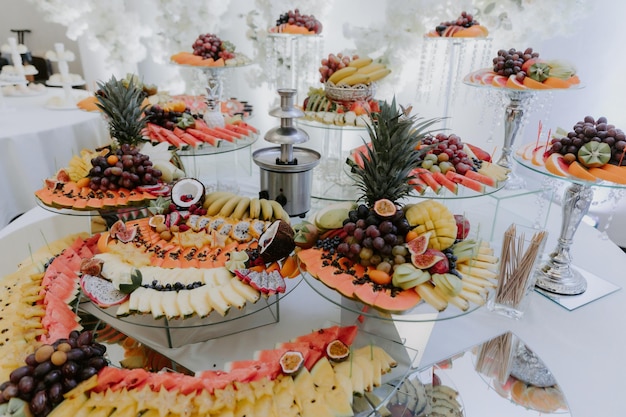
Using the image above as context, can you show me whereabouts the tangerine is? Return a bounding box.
[368,268,392,285]
[76,177,91,189]
[405,230,418,243]
[107,155,119,166]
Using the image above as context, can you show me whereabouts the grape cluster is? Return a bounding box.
[549,116,626,165]
[436,11,480,34]
[421,133,476,175]
[0,331,106,417]
[275,9,322,34]
[319,53,359,83]
[88,144,162,191]
[492,48,539,80]
[192,33,235,61]
[338,204,412,273]
[145,105,194,131]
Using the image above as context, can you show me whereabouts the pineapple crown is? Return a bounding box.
[95,75,149,147]
[352,98,440,206]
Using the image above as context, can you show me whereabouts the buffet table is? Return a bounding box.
[1,195,624,417]
[0,87,108,227]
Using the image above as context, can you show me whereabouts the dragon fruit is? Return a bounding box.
[80,274,129,307]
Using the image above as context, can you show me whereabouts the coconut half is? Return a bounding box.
[258,220,295,263]
[171,178,206,209]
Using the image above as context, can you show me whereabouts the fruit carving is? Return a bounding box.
[517,116,626,184]
[426,11,489,38]
[270,9,323,34]
[348,132,509,195]
[170,33,249,67]
[298,100,499,313]
[465,47,580,90]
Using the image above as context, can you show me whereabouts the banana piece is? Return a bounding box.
[357,63,386,75]
[259,198,273,221]
[207,195,234,216]
[367,68,391,82]
[348,57,373,68]
[337,73,371,86]
[231,196,251,220]
[248,198,261,219]
[204,191,234,209]
[218,195,242,217]
[269,200,289,223]
[327,66,358,84]
[415,283,448,311]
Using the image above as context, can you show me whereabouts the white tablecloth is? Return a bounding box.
[0,87,109,227]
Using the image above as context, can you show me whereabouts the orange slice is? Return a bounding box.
[542,77,571,89]
[510,380,531,407]
[453,25,487,38]
[544,153,569,177]
[568,160,598,182]
[523,76,551,90]
[588,167,626,184]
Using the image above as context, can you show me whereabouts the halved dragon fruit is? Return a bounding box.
[80,274,129,307]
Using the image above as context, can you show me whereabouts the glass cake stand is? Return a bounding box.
[464,79,582,190]
[515,153,624,298]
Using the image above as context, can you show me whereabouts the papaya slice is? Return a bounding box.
[353,284,422,313]
[35,188,55,206]
[588,166,626,184]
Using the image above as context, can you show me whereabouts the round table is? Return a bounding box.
[0,87,109,227]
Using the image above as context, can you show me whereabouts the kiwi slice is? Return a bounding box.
[577,141,611,168]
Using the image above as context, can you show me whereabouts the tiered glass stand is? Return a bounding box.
[265,33,323,104]
[298,119,366,201]
[416,37,493,130]
[515,154,623,304]
[79,276,301,349]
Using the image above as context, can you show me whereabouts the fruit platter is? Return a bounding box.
[35,76,183,214]
[426,10,489,38]
[268,9,323,35]
[0,218,419,417]
[464,47,580,90]
[142,101,259,154]
[347,131,510,197]
[516,116,626,185]
[170,33,250,67]
[301,52,391,127]
[297,100,500,319]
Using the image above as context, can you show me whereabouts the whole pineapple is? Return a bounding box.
[351,98,439,207]
[95,75,149,146]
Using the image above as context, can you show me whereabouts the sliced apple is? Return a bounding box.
[531,145,548,166]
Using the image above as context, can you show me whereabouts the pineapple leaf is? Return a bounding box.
[351,98,441,206]
[95,75,149,146]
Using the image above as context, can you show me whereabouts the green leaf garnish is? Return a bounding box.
[119,269,143,294]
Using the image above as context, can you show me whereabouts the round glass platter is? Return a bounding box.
[176,131,258,157]
[35,197,151,218]
[462,71,584,93]
[342,163,507,200]
[299,265,490,323]
[79,274,303,349]
[513,151,626,190]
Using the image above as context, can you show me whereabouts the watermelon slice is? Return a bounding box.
[445,170,486,193]
[415,169,442,194]
[431,171,459,194]
[465,170,498,187]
